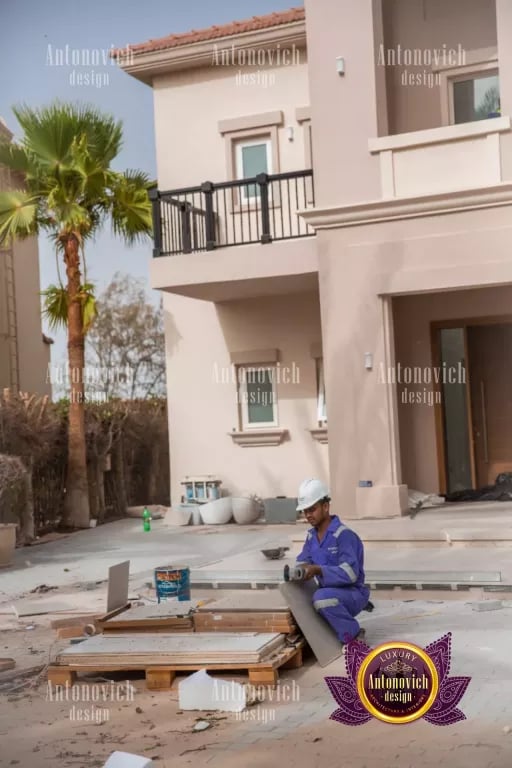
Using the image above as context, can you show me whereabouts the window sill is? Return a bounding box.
[309,427,328,444]
[229,429,288,447]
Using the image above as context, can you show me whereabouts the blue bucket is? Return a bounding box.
[154,565,190,603]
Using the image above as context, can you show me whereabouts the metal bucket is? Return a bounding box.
[154,565,190,602]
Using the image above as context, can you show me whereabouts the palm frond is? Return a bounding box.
[4,100,151,255]
[108,170,152,245]
[79,282,98,332]
[13,102,123,173]
[0,189,39,244]
[0,139,31,175]
[41,284,68,331]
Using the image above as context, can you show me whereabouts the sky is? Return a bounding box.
[0,0,300,368]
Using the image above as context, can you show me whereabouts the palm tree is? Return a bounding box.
[0,102,152,528]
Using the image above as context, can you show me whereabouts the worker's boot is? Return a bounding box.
[341,628,366,652]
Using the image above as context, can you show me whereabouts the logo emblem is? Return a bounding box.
[325,632,470,726]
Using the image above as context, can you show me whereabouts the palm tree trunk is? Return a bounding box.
[20,457,35,544]
[113,434,128,516]
[63,233,90,528]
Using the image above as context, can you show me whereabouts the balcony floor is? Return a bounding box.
[150,235,318,301]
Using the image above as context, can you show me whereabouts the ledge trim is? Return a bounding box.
[309,427,328,444]
[229,428,288,447]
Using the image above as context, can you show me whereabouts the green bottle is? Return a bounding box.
[142,507,151,532]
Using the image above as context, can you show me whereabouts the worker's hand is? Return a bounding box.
[303,564,322,580]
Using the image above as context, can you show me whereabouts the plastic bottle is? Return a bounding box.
[142,507,151,532]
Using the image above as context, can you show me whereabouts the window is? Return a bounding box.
[238,365,278,429]
[317,359,327,425]
[235,139,272,203]
[451,71,500,124]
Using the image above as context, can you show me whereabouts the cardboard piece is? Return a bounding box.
[104,752,153,768]
[107,561,130,613]
[179,669,246,712]
[279,580,343,667]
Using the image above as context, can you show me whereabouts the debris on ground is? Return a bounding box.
[471,600,504,612]
[103,751,154,767]
[193,720,212,732]
[179,669,246,713]
[30,585,58,594]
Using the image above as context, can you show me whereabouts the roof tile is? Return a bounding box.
[119,6,305,56]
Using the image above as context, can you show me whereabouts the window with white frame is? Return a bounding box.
[450,70,500,124]
[235,138,272,203]
[317,358,327,425]
[238,364,278,429]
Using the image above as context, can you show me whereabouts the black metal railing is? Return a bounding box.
[149,169,315,256]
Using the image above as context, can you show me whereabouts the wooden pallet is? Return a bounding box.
[47,641,304,690]
[193,613,296,634]
[101,618,194,634]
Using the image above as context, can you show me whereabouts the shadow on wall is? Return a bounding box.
[215,291,322,402]
[163,306,182,360]
[294,395,328,482]
[323,237,408,498]
[255,407,328,497]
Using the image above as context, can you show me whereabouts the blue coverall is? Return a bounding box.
[296,514,370,643]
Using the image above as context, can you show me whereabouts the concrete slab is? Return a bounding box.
[3,515,512,603]
[190,550,503,587]
[198,592,288,611]
[279,580,342,667]
[11,600,76,617]
[293,504,512,543]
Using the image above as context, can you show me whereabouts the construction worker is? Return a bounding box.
[295,478,370,645]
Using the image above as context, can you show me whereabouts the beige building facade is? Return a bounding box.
[121,1,512,517]
[0,120,52,396]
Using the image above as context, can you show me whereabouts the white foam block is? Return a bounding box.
[179,669,246,712]
[103,752,153,768]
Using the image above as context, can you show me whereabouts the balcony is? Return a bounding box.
[369,116,511,200]
[149,169,315,257]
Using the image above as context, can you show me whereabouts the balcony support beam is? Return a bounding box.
[148,187,162,258]
[257,173,272,244]
[201,181,216,250]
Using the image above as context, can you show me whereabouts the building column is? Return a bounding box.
[304,0,388,208]
[496,0,512,181]
[319,235,408,519]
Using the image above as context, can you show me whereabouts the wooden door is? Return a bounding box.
[467,324,512,487]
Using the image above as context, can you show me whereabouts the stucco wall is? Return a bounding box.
[383,0,497,134]
[0,144,50,397]
[304,0,384,207]
[317,199,512,515]
[163,289,327,504]
[153,49,310,190]
[13,236,51,396]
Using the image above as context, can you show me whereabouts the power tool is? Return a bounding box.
[283,564,307,582]
[283,563,375,611]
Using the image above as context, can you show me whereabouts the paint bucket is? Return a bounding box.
[154,565,190,603]
[206,483,220,500]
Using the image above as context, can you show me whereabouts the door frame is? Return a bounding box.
[430,314,512,494]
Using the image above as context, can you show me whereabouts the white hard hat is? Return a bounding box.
[296,478,330,511]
